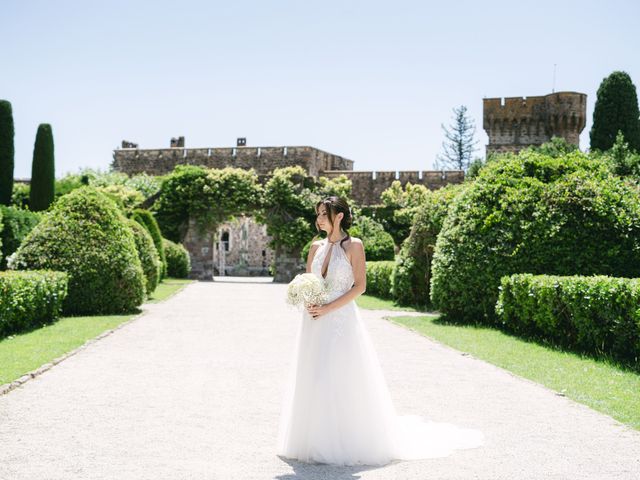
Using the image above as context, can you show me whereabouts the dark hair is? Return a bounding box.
[313,196,353,251]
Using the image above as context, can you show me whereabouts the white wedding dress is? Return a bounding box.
[276,238,485,466]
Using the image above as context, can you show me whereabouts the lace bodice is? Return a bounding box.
[311,238,355,303]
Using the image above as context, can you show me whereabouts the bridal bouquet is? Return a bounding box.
[286,273,329,310]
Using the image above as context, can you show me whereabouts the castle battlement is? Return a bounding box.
[483,91,587,155]
[112,141,463,206]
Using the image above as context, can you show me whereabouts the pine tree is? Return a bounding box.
[0,100,15,205]
[590,71,640,152]
[436,105,478,171]
[29,124,55,211]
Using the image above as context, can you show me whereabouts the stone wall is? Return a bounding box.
[483,91,587,155]
[111,145,354,177]
[322,170,465,205]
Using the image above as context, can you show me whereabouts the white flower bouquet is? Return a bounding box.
[286,273,329,310]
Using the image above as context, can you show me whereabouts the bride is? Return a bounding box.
[276,195,485,466]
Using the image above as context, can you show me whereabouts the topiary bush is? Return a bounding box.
[162,238,191,278]
[430,150,640,324]
[132,208,167,279]
[392,183,464,307]
[0,205,42,269]
[0,270,68,338]
[365,261,395,299]
[496,273,640,369]
[126,218,161,296]
[7,187,145,315]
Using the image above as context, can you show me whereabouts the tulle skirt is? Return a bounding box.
[276,300,485,466]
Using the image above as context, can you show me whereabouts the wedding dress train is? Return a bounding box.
[276,237,485,466]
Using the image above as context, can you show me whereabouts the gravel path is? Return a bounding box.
[1,280,639,480]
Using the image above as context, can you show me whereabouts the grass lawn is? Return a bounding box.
[0,277,194,386]
[355,294,640,431]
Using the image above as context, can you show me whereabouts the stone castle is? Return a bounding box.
[112,89,586,279]
[482,91,587,155]
[112,139,463,279]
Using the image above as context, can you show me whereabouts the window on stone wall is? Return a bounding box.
[222,231,230,251]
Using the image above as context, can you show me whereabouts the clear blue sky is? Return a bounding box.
[3,0,639,179]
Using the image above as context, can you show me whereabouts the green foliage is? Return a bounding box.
[379,180,430,245]
[496,274,640,369]
[54,169,164,202]
[0,205,42,269]
[126,218,161,296]
[603,130,640,177]
[131,209,167,279]
[8,187,145,315]
[0,270,68,339]
[153,165,262,242]
[365,261,395,299]
[392,183,463,307]
[256,166,318,252]
[162,238,191,278]
[11,183,30,209]
[348,215,395,261]
[315,174,352,200]
[527,136,579,157]
[0,100,15,205]
[465,158,485,179]
[430,150,640,324]
[590,71,640,152]
[96,184,145,213]
[29,124,56,212]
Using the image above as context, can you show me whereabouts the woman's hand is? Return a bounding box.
[307,303,333,320]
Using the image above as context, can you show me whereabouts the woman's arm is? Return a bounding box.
[306,242,320,273]
[309,240,366,318]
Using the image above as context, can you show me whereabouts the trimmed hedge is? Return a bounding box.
[127,218,161,296]
[496,273,640,368]
[0,205,42,269]
[8,187,145,315]
[365,261,395,299]
[132,209,167,279]
[348,215,395,261]
[0,270,68,338]
[430,151,640,324]
[163,238,191,278]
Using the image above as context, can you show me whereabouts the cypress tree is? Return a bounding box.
[590,71,640,152]
[0,100,15,205]
[29,124,55,211]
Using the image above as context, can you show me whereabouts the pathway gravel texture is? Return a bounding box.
[0,279,639,480]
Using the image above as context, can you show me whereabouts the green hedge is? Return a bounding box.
[0,270,68,338]
[127,218,161,296]
[496,273,640,368]
[392,183,463,307]
[8,187,145,315]
[132,209,167,279]
[366,261,395,299]
[162,238,191,278]
[348,215,395,261]
[0,205,42,269]
[430,151,640,324]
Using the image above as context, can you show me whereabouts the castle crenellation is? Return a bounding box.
[112,143,462,206]
[482,91,587,155]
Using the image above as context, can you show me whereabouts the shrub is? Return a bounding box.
[132,209,167,278]
[29,123,55,212]
[496,274,640,369]
[126,218,161,295]
[392,183,463,307]
[430,150,640,324]
[8,187,145,315]
[0,270,68,338]
[163,238,191,278]
[348,215,395,261]
[366,261,395,299]
[0,205,42,269]
[0,100,14,206]
[11,183,30,209]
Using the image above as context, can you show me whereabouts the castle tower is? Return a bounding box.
[483,91,587,156]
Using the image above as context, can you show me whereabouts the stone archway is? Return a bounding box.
[181,215,305,281]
